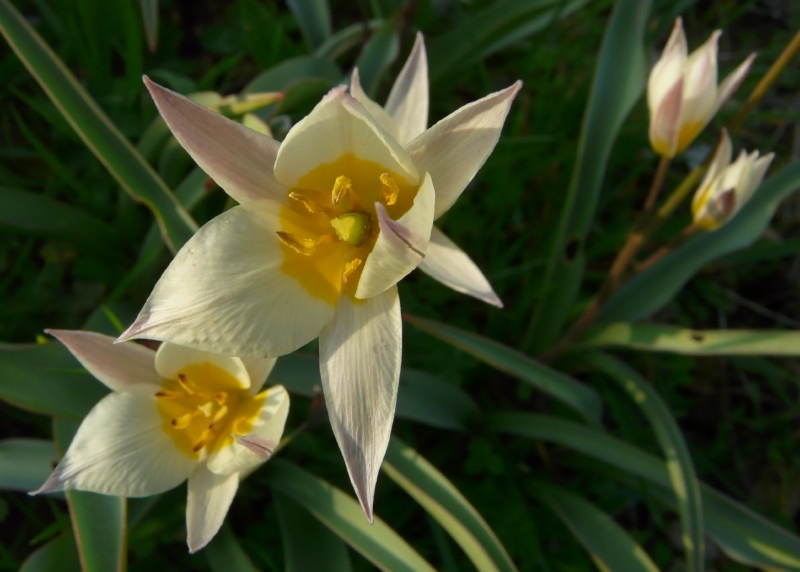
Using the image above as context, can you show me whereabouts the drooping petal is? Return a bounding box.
[385,32,428,145]
[240,357,278,395]
[356,172,434,299]
[405,81,521,219]
[649,76,684,157]
[154,343,251,390]
[713,53,756,115]
[186,464,239,553]
[273,87,418,190]
[32,388,195,497]
[349,68,400,141]
[417,226,502,307]
[318,287,401,522]
[647,18,688,115]
[45,329,160,392]
[205,385,289,475]
[144,77,286,204]
[678,30,721,139]
[118,200,336,358]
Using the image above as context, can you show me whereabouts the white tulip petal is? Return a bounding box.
[720,150,750,194]
[32,388,195,497]
[406,81,521,219]
[206,385,289,476]
[356,172,435,299]
[144,77,285,204]
[385,32,429,145]
[273,87,418,190]
[46,329,159,392]
[680,30,721,128]
[418,226,502,307]
[649,77,684,157]
[186,464,239,553]
[350,68,400,141]
[737,152,774,208]
[118,200,336,358]
[154,343,250,389]
[648,18,688,113]
[693,129,732,212]
[241,357,278,395]
[714,53,756,115]
[319,287,401,522]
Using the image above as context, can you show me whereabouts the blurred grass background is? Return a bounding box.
[1,0,800,569]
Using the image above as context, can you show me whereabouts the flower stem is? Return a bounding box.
[634,223,699,273]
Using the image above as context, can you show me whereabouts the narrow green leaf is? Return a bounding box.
[315,20,382,60]
[54,418,126,572]
[20,532,81,572]
[245,55,341,93]
[286,0,332,50]
[405,315,602,424]
[265,459,436,572]
[488,412,800,570]
[600,160,800,322]
[0,438,56,492]
[583,322,800,355]
[530,482,659,572]
[274,491,353,572]
[353,19,399,97]
[0,0,197,252]
[0,342,108,420]
[139,0,158,52]
[205,524,259,572]
[383,438,516,572]
[580,352,703,572]
[523,0,651,353]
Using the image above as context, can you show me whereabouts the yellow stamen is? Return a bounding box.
[276,231,317,255]
[210,405,229,427]
[172,411,196,429]
[331,175,353,205]
[192,428,214,452]
[289,191,326,214]
[342,258,363,283]
[156,390,181,399]
[177,374,196,395]
[197,402,215,417]
[215,393,227,405]
[379,173,399,206]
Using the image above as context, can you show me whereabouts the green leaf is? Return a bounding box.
[582,322,800,355]
[286,0,332,50]
[0,0,197,253]
[265,459,436,572]
[600,160,800,322]
[353,18,399,97]
[405,315,602,424]
[0,342,108,420]
[383,438,516,572]
[315,20,382,61]
[0,438,57,492]
[488,412,800,570]
[54,418,126,572]
[530,482,659,572]
[139,0,158,52]
[274,491,353,572]
[245,55,341,93]
[523,0,651,353]
[579,352,703,572]
[20,532,81,572]
[205,524,259,572]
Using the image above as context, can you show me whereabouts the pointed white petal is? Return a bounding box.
[720,150,750,193]
[679,30,721,129]
[406,82,521,219]
[356,172,434,299]
[714,53,756,115]
[154,343,250,389]
[273,87,418,190]
[46,329,159,392]
[350,68,400,141]
[144,77,286,204]
[648,18,688,114]
[649,77,683,157]
[418,226,502,307]
[241,357,278,395]
[319,287,401,522]
[186,464,239,553]
[693,129,732,213]
[206,385,289,475]
[385,32,429,145]
[117,200,336,358]
[32,388,195,497]
[737,152,774,208]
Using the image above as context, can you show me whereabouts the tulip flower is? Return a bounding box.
[648,18,755,158]
[33,330,289,553]
[692,130,774,230]
[117,34,520,520]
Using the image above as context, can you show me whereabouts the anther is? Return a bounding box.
[177,374,196,395]
[331,175,353,205]
[192,428,214,452]
[215,393,227,405]
[156,390,181,399]
[210,405,229,427]
[172,412,195,429]
[342,258,363,283]
[380,173,399,206]
[276,231,317,255]
[289,192,330,215]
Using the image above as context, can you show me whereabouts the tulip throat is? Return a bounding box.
[156,362,266,459]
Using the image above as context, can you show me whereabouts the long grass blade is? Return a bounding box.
[0,438,57,492]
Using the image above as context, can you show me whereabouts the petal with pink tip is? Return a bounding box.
[385,32,429,145]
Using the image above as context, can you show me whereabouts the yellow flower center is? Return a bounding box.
[277,153,418,303]
[156,361,266,459]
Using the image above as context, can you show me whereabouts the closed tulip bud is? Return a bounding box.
[648,18,755,158]
[692,130,774,230]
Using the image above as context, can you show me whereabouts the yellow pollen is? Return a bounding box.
[172,411,196,429]
[289,191,328,215]
[380,173,399,205]
[331,175,353,205]
[343,258,363,283]
[276,231,318,255]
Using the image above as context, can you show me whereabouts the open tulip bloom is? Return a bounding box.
[692,130,774,230]
[116,33,521,520]
[33,330,289,553]
[648,17,755,158]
